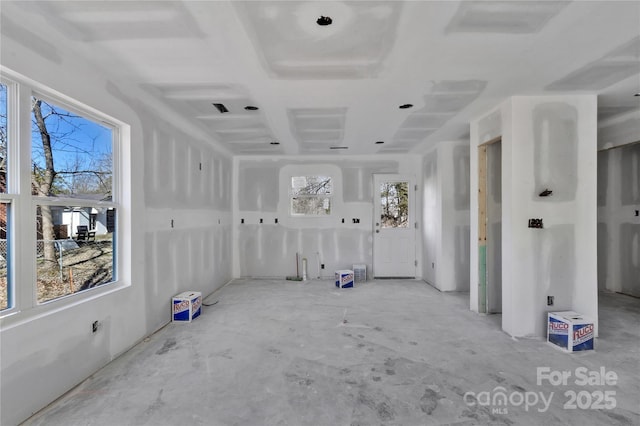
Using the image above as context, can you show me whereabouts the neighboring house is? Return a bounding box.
[36,194,114,240]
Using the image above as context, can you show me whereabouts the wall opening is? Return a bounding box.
[478,137,502,314]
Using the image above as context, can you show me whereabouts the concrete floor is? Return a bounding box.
[24,279,640,426]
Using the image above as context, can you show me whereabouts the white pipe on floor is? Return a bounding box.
[302,258,308,281]
[316,252,321,279]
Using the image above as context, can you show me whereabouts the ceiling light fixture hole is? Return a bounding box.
[399,104,413,109]
[245,105,259,111]
[317,16,333,26]
[375,141,385,144]
[212,103,229,113]
[270,141,280,145]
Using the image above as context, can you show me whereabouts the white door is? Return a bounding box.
[373,174,416,278]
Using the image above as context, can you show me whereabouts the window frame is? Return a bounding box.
[0,71,126,318]
[0,77,17,314]
[289,175,333,217]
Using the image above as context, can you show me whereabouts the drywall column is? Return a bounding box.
[471,96,598,338]
[422,141,470,291]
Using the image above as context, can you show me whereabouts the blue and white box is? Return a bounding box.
[335,270,354,288]
[548,311,594,352]
[172,291,202,322]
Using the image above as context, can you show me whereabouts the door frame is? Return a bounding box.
[478,136,502,313]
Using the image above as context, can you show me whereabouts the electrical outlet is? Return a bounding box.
[92,320,99,333]
[547,296,554,306]
[321,264,325,269]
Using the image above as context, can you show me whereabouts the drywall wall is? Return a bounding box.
[422,151,438,285]
[233,156,422,280]
[598,143,640,297]
[0,16,233,426]
[421,141,470,292]
[470,96,598,338]
[598,109,640,150]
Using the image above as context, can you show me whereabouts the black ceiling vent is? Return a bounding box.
[399,103,413,109]
[317,16,333,26]
[375,141,385,144]
[270,141,280,145]
[212,103,229,113]
[330,146,348,150]
[245,105,259,111]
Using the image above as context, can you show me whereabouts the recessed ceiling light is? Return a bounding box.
[270,141,280,145]
[317,16,333,26]
[245,105,259,111]
[330,146,348,150]
[375,141,385,144]
[399,104,413,109]
[212,103,229,113]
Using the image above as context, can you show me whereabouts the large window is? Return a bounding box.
[290,175,332,216]
[0,74,121,313]
[0,83,10,310]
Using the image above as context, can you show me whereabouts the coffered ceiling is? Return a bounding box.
[2,1,639,155]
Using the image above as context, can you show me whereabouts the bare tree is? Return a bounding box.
[32,100,58,263]
[32,99,112,264]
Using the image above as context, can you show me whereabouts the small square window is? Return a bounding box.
[290,175,332,216]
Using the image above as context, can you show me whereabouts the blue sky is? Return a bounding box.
[1,85,112,172]
[31,98,112,173]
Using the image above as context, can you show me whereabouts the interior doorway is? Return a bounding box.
[373,174,416,278]
[597,140,640,298]
[478,138,502,313]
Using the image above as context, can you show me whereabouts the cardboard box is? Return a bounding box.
[335,270,354,288]
[172,291,202,322]
[353,264,367,283]
[548,311,594,352]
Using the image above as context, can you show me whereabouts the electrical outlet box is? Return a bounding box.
[528,218,543,229]
[92,321,99,333]
[547,296,554,306]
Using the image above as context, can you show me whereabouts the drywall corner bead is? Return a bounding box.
[477,109,502,144]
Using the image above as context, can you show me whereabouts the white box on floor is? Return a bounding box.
[335,270,354,288]
[547,311,594,352]
[172,291,202,322]
[353,264,367,282]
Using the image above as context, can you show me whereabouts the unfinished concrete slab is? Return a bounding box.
[24,279,640,426]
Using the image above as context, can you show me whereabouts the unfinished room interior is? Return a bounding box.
[0,1,639,425]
